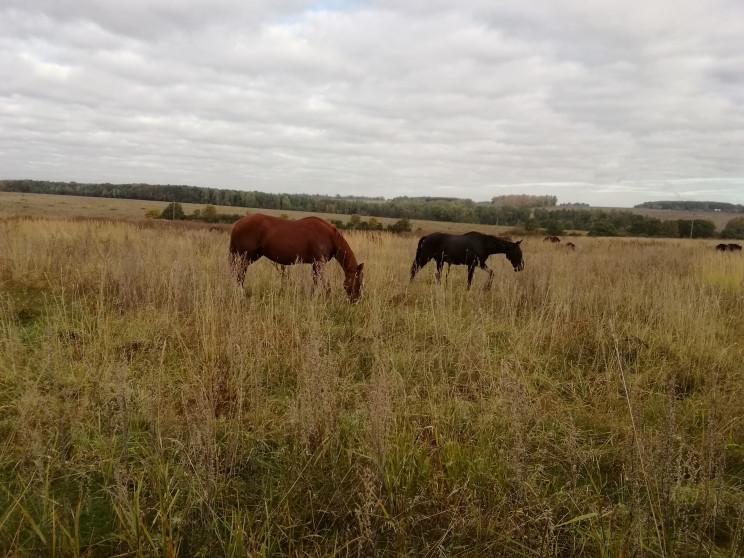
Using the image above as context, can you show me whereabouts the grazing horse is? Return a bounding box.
[410,232,524,289]
[728,243,742,251]
[544,236,561,243]
[566,242,576,250]
[716,243,729,251]
[229,214,364,302]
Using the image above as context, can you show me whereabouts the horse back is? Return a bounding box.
[230,214,337,264]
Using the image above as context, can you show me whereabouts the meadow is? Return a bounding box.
[1,216,743,557]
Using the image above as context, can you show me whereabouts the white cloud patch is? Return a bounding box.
[1,0,743,205]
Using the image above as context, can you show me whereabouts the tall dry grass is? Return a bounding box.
[1,217,743,557]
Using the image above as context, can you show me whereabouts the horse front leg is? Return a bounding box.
[481,263,494,290]
[410,256,430,281]
[466,264,476,290]
[435,257,445,283]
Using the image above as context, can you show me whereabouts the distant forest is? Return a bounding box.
[635,200,744,213]
[2,180,737,238]
[0,180,544,226]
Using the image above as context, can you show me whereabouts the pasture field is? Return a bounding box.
[1,217,744,557]
[0,191,517,236]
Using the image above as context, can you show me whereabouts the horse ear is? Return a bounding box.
[516,240,522,245]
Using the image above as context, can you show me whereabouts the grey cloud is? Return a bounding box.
[1,0,743,205]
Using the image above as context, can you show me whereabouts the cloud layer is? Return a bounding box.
[1,0,743,205]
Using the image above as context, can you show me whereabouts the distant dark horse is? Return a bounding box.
[229,214,364,302]
[566,242,576,250]
[410,232,524,289]
[544,236,561,243]
[717,243,742,251]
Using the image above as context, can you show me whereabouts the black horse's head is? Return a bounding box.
[506,240,524,271]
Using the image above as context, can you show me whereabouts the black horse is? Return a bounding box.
[717,243,742,251]
[410,232,524,289]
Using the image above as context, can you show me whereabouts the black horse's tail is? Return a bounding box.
[410,235,428,280]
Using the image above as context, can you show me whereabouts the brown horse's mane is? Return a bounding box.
[328,223,359,273]
[295,216,359,273]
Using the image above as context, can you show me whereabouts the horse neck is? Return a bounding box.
[332,231,359,274]
[486,236,513,255]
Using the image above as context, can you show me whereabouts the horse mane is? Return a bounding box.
[329,223,359,272]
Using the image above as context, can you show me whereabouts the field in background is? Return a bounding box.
[0,191,517,236]
[1,216,743,556]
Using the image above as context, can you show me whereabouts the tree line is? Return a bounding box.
[635,200,744,213]
[4,180,742,238]
[153,202,414,233]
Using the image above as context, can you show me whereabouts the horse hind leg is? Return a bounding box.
[230,252,250,286]
[312,261,330,295]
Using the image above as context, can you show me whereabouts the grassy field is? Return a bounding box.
[1,216,744,557]
[0,191,518,236]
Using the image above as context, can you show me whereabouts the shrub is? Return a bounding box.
[387,218,412,234]
[144,208,160,219]
[589,219,619,236]
[158,202,186,220]
[546,220,565,236]
[202,204,218,222]
[721,216,744,239]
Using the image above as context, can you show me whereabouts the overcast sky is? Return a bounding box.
[1,0,743,206]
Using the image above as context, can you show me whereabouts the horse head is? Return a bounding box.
[344,263,365,302]
[506,240,524,272]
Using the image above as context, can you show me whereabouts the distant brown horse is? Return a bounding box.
[565,242,576,250]
[229,214,365,302]
[544,236,560,243]
[727,243,742,251]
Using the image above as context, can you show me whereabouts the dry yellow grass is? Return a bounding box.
[1,216,743,556]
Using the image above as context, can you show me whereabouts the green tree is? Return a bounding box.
[159,202,185,220]
[524,217,539,232]
[367,217,383,230]
[659,220,679,238]
[589,220,618,236]
[677,219,716,238]
[347,214,362,229]
[721,217,744,239]
[202,204,217,222]
[387,218,412,233]
[546,220,565,236]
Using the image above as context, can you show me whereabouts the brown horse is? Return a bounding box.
[565,242,576,250]
[229,214,364,302]
[544,236,561,243]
